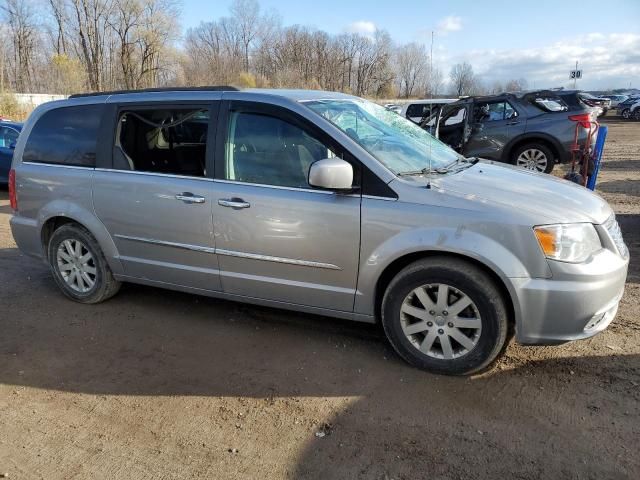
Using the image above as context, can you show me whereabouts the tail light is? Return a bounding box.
[8,169,17,210]
[569,113,594,129]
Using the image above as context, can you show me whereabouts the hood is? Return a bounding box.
[425,161,612,224]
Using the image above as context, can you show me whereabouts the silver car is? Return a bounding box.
[8,88,629,375]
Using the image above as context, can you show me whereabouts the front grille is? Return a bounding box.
[603,215,629,259]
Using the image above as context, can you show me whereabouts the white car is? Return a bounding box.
[400,99,458,124]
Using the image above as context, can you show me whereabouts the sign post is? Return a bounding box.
[570,61,582,88]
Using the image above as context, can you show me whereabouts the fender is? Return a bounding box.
[501,132,567,163]
[353,226,535,321]
[37,198,124,275]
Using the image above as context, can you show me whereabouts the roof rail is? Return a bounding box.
[69,86,240,99]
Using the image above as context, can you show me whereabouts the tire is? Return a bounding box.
[633,109,640,121]
[381,257,509,375]
[511,142,555,174]
[47,223,121,304]
[621,109,631,119]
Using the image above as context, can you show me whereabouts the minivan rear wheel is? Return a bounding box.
[381,258,509,375]
[47,224,121,304]
[511,143,554,174]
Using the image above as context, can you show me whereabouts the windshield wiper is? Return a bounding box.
[397,167,450,177]
[441,157,479,171]
[444,156,478,168]
[398,157,479,177]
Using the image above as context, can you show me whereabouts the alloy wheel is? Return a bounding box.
[56,239,97,293]
[400,283,482,360]
[516,148,548,172]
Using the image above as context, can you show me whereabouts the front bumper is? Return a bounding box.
[510,247,628,345]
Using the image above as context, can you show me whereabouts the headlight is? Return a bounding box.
[533,223,602,263]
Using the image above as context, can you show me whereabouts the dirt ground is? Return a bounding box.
[1,114,638,480]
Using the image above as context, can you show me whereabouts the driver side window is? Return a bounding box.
[477,101,518,122]
[225,111,336,189]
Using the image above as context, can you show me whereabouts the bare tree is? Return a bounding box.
[67,0,114,90]
[449,61,476,96]
[48,0,69,55]
[489,80,504,94]
[133,0,179,88]
[1,0,39,91]
[229,0,277,74]
[0,0,538,100]
[110,0,143,89]
[395,42,427,98]
[184,18,243,85]
[504,77,528,92]
[352,30,393,97]
[423,64,443,97]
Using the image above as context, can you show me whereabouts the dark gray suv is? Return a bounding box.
[426,90,598,174]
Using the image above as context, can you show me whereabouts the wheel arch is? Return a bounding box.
[372,251,517,333]
[503,133,564,164]
[38,206,124,275]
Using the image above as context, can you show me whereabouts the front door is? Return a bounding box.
[212,101,361,312]
[93,102,222,291]
[463,99,526,160]
[436,103,471,153]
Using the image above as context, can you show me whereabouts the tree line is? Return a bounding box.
[0,0,526,98]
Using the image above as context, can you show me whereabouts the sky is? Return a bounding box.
[181,0,640,91]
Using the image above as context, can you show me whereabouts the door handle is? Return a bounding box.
[506,121,520,125]
[175,192,206,204]
[218,198,251,209]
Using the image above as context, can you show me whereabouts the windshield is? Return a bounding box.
[304,98,462,175]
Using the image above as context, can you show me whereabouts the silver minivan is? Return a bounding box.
[8,87,629,375]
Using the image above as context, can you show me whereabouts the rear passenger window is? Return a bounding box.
[115,108,209,177]
[23,105,102,167]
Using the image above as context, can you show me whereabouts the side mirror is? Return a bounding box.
[9,141,16,150]
[308,158,353,191]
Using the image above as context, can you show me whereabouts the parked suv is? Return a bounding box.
[617,97,640,120]
[9,87,628,375]
[424,90,598,174]
[0,121,22,185]
[617,96,640,118]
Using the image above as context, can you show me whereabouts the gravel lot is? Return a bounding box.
[0,114,638,479]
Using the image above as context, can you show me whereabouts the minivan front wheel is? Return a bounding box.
[512,143,554,174]
[381,258,509,375]
[48,224,121,304]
